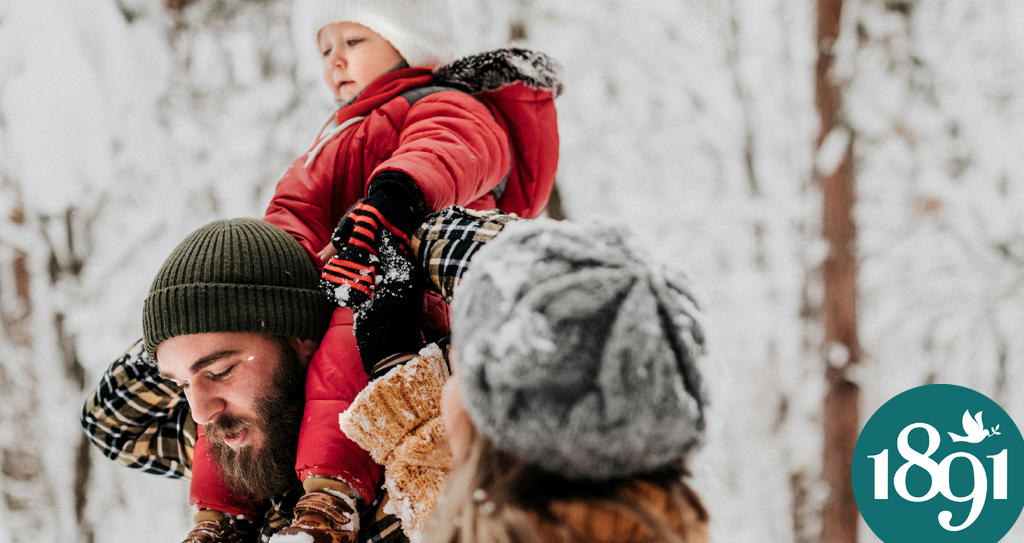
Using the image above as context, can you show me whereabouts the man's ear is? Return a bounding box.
[287,337,320,367]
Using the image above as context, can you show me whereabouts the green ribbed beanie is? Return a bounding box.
[143,218,332,362]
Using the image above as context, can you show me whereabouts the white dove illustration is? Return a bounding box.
[948,410,995,443]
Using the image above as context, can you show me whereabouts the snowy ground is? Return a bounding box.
[1,0,1023,542]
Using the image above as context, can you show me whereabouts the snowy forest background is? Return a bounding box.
[2,0,1024,541]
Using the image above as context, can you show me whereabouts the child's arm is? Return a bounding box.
[374,91,511,212]
[324,90,511,257]
[267,89,511,266]
[320,93,511,308]
[264,155,342,262]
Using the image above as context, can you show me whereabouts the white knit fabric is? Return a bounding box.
[307,0,454,68]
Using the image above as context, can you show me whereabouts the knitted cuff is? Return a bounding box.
[339,344,448,465]
[365,171,427,236]
[356,291,426,375]
[370,353,419,380]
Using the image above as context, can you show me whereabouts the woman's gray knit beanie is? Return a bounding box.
[451,219,708,480]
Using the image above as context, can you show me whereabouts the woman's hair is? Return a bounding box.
[427,432,708,543]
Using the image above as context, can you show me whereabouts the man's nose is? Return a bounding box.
[185,385,226,425]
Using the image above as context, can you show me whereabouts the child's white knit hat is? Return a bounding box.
[307,0,455,69]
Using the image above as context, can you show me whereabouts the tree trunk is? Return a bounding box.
[816,0,860,542]
[0,205,55,542]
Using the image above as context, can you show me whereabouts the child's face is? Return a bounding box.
[318,22,405,102]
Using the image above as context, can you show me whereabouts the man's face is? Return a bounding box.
[157,332,310,500]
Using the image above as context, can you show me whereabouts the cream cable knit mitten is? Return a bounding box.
[339,344,451,540]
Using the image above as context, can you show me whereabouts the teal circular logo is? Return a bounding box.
[853,385,1024,542]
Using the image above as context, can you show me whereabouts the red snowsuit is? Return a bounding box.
[190,57,560,518]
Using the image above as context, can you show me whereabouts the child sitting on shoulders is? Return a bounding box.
[192,1,563,542]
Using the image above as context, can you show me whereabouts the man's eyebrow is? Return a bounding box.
[158,350,237,381]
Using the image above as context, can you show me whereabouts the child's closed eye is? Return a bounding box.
[346,38,364,47]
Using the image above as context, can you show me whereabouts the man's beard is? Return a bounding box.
[206,337,306,502]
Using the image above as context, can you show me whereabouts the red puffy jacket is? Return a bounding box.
[190,51,561,516]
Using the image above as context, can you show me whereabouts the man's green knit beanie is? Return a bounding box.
[143,218,332,362]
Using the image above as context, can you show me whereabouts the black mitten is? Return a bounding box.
[321,173,426,309]
[331,172,425,256]
[320,244,378,310]
[352,230,426,377]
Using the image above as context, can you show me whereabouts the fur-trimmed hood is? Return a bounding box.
[435,48,564,98]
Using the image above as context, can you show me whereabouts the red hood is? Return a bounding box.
[431,49,562,218]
